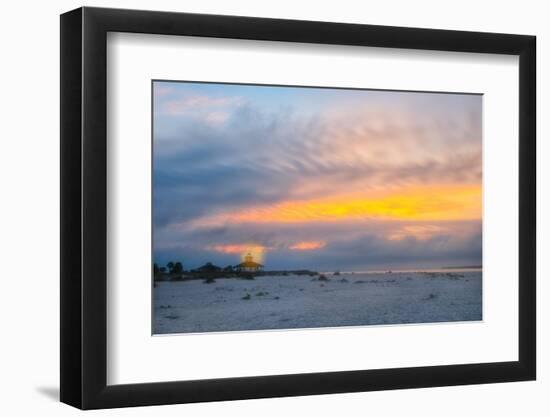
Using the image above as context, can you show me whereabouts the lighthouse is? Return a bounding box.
[234,253,264,273]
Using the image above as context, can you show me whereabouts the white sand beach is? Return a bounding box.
[153,270,482,334]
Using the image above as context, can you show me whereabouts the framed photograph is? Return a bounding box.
[60,6,536,409]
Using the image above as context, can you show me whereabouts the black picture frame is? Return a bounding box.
[60,6,536,410]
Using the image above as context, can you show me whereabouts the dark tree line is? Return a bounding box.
[153,261,183,276]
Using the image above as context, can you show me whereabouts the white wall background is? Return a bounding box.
[0,0,545,415]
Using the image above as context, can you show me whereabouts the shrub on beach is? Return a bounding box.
[240,273,255,280]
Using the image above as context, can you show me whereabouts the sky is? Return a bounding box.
[153,81,482,271]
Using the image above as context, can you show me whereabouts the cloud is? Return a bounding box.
[154,217,482,269]
[162,95,244,116]
[206,243,269,255]
[204,111,230,125]
[154,85,173,99]
[185,184,481,229]
[387,224,448,241]
[152,82,482,270]
[289,241,326,250]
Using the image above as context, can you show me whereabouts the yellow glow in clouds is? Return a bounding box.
[205,184,481,225]
[207,244,266,263]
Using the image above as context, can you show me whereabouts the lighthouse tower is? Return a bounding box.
[235,253,264,273]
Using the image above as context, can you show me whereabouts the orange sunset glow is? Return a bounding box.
[191,184,481,228]
[207,244,267,263]
[288,241,327,250]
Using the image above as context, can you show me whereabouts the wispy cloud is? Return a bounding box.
[187,184,481,229]
[289,241,326,250]
[162,95,244,116]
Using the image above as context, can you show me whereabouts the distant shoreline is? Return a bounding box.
[154,269,320,282]
[441,265,482,270]
[154,266,483,283]
[318,267,482,275]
